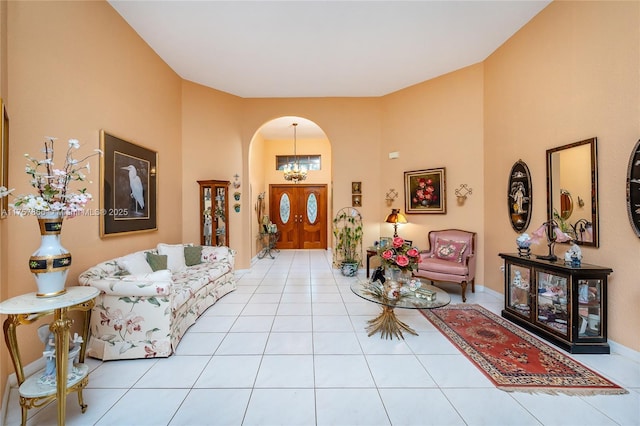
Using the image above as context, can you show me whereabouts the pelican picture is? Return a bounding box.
[100,130,157,237]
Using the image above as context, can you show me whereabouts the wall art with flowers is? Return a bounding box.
[404,167,446,214]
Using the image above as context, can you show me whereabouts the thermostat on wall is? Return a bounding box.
[389,151,400,159]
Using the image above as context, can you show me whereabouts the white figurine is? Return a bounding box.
[564,243,582,265]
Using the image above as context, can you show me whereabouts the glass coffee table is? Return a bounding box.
[350,279,450,340]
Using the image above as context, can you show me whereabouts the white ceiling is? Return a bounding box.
[109,0,550,99]
[108,1,550,138]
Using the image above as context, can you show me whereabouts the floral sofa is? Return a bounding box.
[78,243,236,360]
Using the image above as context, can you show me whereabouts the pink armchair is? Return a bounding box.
[413,229,477,302]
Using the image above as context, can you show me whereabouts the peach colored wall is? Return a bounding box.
[249,132,266,257]
[2,0,183,384]
[180,81,243,253]
[0,0,8,396]
[484,1,639,351]
[381,64,486,283]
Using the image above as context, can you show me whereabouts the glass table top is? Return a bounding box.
[350,279,451,310]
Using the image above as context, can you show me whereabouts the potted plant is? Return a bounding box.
[332,208,363,276]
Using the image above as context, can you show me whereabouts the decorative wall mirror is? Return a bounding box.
[626,139,640,237]
[508,159,532,232]
[546,137,599,247]
[198,180,230,246]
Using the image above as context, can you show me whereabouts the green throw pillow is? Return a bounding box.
[146,252,168,272]
[184,245,203,266]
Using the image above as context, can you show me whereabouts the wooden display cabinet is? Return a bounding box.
[499,253,612,354]
[198,180,230,246]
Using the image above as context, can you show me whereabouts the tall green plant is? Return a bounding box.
[333,209,363,264]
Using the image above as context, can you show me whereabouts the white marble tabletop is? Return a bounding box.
[0,286,99,315]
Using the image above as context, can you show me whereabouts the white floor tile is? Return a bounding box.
[272,315,313,332]
[87,358,158,388]
[94,388,189,425]
[313,332,363,354]
[215,332,269,355]
[510,392,621,425]
[443,388,541,426]
[314,355,375,387]
[134,355,210,388]
[243,388,316,426]
[194,355,262,388]
[254,355,315,388]
[264,332,313,354]
[174,332,225,355]
[316,388,390,426]
[313,315,354,332]
[169,388,252,425]
[230,315,274,332]
[417,354,494,387]
[379,388,466,425]
[366,354,437,387]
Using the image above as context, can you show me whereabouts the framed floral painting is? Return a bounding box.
[404,167,446,214]
[100,130,157,237]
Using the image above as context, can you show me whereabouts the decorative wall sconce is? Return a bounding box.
[385,189,398,206]
[455,184,473,205]
[233,174,241,189]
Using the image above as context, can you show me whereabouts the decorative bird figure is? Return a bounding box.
[121,165,145,213]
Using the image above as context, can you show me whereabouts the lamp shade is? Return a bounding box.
[385,209,407,224]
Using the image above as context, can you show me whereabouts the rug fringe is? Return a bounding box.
[498,386,629,396]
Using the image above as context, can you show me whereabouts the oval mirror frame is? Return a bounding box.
[508,159,532,232]
[546,137,599,247]
[626,139,640,237]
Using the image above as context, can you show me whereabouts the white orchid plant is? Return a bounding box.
[0,137,102,217]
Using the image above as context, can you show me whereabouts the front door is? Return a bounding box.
[269,184,327,249]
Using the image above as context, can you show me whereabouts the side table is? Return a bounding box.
[365,248,378,278]
[257,231,280,259]
[0,286,99,426]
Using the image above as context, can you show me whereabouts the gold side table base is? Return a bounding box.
[366,306,418,340]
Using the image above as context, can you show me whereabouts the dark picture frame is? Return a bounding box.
[0,99,8,219]
[100,130,157,237]
[627,139,640,237]
[352,194,362,207]
[351,181,361,194]
[404,167,446,214]
[508,159,532,232]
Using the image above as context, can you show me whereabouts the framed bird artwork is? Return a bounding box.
[100,130,157,237]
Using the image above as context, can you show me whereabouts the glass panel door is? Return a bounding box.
[578,279,603,339]
[506,264,531,318]
[536,271,569,337]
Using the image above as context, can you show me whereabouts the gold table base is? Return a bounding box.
[366,305,418,340]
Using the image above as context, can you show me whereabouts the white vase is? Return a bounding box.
[29,212,71,297]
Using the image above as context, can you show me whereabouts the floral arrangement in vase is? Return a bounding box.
[380,237,421,273]
[0,137,101,217]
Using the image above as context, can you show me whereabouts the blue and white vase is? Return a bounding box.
[29,212,71,297]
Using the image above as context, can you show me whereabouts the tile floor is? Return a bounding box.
[3,249,639,425]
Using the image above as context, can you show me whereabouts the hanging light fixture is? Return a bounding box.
[283,122,307,183]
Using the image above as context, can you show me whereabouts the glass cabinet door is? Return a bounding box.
[577,279,603,339]
[198,180,230,247]
[536,271,569,337]
[506,263,532,318]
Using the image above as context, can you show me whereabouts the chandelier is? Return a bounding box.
[283,122,307,183]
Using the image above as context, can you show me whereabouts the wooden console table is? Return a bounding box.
[0,286,99,425]
[499,253,612,354]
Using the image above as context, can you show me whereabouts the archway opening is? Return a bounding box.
[248,116,332,258]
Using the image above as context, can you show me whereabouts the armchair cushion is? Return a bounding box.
[433,238,467,263]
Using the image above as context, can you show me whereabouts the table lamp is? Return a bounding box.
[385,209,407,237]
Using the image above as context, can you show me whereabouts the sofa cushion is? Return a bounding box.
[157,243,187,271]
[118,252,153,274]
[433,238,467,263]
[418,257,468,276]
[146,252,168,271]
[184,245,203,266]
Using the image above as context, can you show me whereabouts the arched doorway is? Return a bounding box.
[248,116,332,256]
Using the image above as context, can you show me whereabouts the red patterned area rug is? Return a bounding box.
[420,304,627,395]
